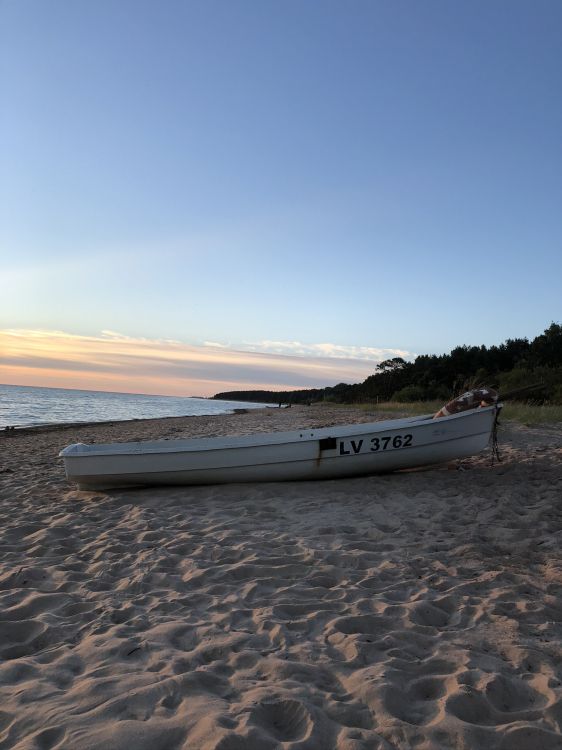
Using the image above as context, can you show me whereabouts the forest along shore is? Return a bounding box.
[213,322,562,406]
[0,405,561,750]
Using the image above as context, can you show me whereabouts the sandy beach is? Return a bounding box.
[0,404,561,750]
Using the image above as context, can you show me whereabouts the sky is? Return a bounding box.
[1,0,561,396]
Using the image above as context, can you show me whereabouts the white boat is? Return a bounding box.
[59,404,500,490]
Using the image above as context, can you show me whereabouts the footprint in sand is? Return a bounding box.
[331,614,395,636]
[249,698,314,743]
[446,675,549,728]
[446,685,498,725]
[28,726,66,750]
[0,618,55,660]
[409,598,454,628]
[380,676,447,726]
[485,673,548,713]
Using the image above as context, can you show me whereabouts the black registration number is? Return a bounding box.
[339,433,413,455]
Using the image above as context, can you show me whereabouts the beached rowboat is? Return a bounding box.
[59,404,500,490]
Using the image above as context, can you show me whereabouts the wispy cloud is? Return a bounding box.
[203,341,230,349]
[241,340,414,361]
[0,329,415,397]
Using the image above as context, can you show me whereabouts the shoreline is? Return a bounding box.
[1,407,271,436]
[1,405,561,749]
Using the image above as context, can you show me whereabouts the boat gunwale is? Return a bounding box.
[59,405,500,458]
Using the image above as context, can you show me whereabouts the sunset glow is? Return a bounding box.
[0,329,404,397]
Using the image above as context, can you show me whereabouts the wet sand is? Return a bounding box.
[0,405,561,749]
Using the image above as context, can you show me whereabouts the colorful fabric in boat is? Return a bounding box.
[434,388,499,419]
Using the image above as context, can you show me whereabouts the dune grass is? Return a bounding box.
[363,400,442,416]
[345,400,562,425]
[498,402,562,425]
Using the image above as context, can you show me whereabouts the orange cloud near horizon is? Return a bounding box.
[0,329,392,397]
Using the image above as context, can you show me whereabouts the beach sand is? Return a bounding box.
[0,405,561,750]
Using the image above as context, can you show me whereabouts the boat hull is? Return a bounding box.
[59,405,500,490]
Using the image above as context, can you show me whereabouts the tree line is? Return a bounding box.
[213,323,562,405]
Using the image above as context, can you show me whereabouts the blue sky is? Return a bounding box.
[1,1,561,395]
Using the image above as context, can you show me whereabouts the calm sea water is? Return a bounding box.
[0,384,268,429]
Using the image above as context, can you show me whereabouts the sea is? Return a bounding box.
[0,384,268,429]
